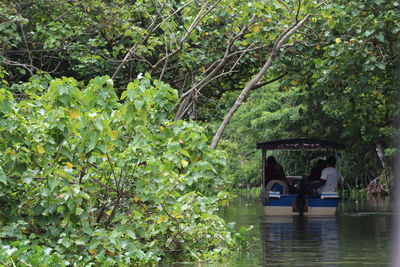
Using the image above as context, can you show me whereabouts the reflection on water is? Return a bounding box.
[262,216,340,266]
[169,195,392,267]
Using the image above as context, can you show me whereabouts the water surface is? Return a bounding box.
[169,194,392,266]
[219,194,391,266]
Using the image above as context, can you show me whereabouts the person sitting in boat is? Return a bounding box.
[265,156,289,193]
[265,156,286,183]
[317,156,340,193]
[308,159,327,182]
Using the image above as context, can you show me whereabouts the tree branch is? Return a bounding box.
[174,15,257,121]
[217,73,287,96]
[211,14,310,149]
[111,2,166,80]
[152,0,221,71]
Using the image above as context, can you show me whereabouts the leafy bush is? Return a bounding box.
[0,74,241,265]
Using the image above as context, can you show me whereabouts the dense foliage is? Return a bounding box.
[0,74,245,265]
[1,0,326,120]
[0,0,398,263]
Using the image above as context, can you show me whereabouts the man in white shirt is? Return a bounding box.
[318,156,340,193]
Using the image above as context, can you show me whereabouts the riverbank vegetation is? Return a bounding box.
[0,0,399,264]
[0,75,247,265]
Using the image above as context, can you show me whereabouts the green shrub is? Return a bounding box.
[0,75,243,265]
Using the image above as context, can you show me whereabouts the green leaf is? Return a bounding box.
[376,32,384,42]
[167,142,181,152]
[76,207,84,216]
[365,30,374,37]
[120,91,128,100]
[180,150,191,158]
[94,119,103,131]
[48,176,59,191]
[134,100,144,110]
[377,62,386,70]
[0,167,9,185]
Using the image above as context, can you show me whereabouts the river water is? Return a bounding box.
[199,193,392,267]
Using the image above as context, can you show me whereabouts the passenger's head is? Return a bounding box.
[316,159,326,168]
[326,156,336,167]
[267,156,277,165]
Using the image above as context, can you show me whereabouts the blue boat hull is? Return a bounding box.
[264,194,339,216]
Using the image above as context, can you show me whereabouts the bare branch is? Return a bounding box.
[159,43,169,80]
[111,2,166,80]
[43,4,79,27]
[211,14,310,149]
[2,60,40,75]
[106,152,119,193]
[19,24,33,76]
[295,0,302,22]
[213,73,286,99]
[175,15,258,120]
[276,0,293,16]
[152,0,221,70]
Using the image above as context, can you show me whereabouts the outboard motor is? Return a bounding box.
[295,181,309,215]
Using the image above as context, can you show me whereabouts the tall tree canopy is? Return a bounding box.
[2,0,328,118]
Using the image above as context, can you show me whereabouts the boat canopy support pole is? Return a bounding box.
[262,149,266,188]
[335,150,343,185]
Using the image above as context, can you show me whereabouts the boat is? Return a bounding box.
[257,138,345,216]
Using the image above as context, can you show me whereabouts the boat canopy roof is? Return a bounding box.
[256,138,345,151]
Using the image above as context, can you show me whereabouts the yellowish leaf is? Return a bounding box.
[266,18,272,23]
[111,130,118,140]
[70,109,80,119]
[159,126,165,131]
[105,250,117,256]
[134,196,141,202]
[172,210,182,219]
[335,38,342,44]
[181,160,189,168]
[37,145,45,154]
[290,80,298,86]
[88,249,96,255]
[157,215,168,224]
[315,44,321,50]
[199,66,206,73]
[283,86,289,92]
[253,25,260,33]
[142,204,147,213]
[106,209,112,216]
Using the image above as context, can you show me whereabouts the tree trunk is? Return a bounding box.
[211,15,310,149]
[376,143,385,168]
